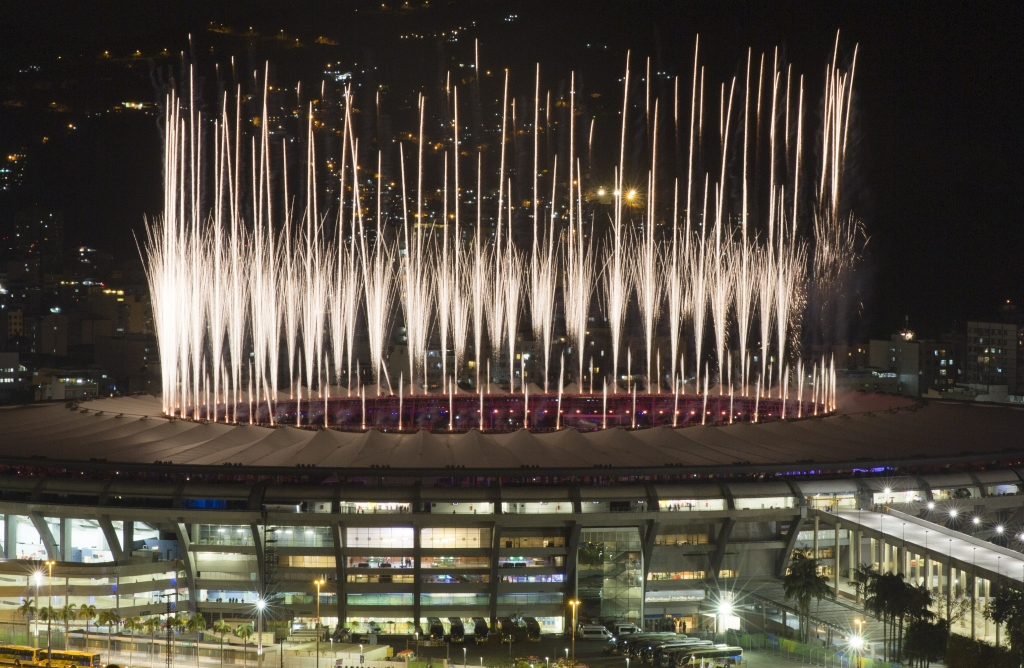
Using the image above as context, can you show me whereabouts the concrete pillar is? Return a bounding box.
[60,518,73,562]
[123,521,134,555]
[924,554,932,592]
[813,516,820,560]
[971,570,977,640]
[834,522,842,594]
[881,540,887,572]
[3,515,16,559]
[945,562,952,621]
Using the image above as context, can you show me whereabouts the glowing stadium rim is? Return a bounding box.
[144,35,854,431]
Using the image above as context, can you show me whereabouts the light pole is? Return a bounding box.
[34,571,42,649]
[45,560,55,661]
[568,599,580,667]
[463,647,467,667]
[314,578,326,668]
[256,598,266,668]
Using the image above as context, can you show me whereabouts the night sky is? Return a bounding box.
[0,1,1020,340]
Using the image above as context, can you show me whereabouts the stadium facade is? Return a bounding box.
[1,394,1023,638]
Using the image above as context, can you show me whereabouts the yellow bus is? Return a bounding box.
[0,645,43,665]
[39,651,103,668]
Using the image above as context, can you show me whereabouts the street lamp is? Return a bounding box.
[33,571,42,649]
[45,560,55,660]
[314,578,326,668]
[463,647,467,667]
[568,600,580,667]
[256,598,266,668]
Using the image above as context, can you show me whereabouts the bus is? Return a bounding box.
[0,645,42,665]
[672,646,742,667]
[40,651,104,668]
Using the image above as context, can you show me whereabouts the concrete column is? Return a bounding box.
[945,562,952,621]
[881,540,887,572]
[60,518,73,561]
[924,554,932,592]
[4,515,16,559]
[813,516,819,560]
[971,570,977,640]
[834,522,841,594]
[123,521,134,556]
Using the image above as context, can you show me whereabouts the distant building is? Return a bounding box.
[34,367,99,401]
[918,337,959,395]
[964,321,1017,394]
[868,337,920,397]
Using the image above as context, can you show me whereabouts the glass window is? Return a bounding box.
[339,502,411,514]
[498,556,564,568]
[280,555,336,568]
[273,526,333,548]
[346,527,414,549]
[658,499,726,512]
[421,574,490,584]
[500,535,565,548]
[346,556,414,568]
[428,502,494,515]
[348,593,414,606]
[495,592,562,605]
[733,496,796,510]
[421,528,491,549]
[501,502,572,514]
[421,556,490,569]
[196,525,254,546]
[647,571,705,581]
[654,532,708,546]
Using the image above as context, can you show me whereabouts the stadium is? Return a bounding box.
[1,391,1023,657]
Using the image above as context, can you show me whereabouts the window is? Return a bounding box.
[501,502,572,514]
[196,525,253,546]
[421,528,491,549]
[348,593,414,606]
[346,527,414,549]
[654,532,708,546]
[347,556,414,568]
[658,499,726,512]
[501,535,565,548]
[421,593,490,606]
[647,571,704,581]
[495,592,562,605]
[733,496,796,510]
[421,556,491,569]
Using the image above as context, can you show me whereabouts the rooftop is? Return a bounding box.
[0,393,1021,476]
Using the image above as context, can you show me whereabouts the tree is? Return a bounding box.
[97,609,122,664]
[124,617,142,668]
[187,613,207,668]
[903,619,948,667]
[986,586,1024,663]
[59,603,77,650]
[211,619,232,668]
[782,553,833,642]
[79,605,97,652]
[144,617,162,667]
[17,598,36,648]
[38,605,55,657]
[234,623,254,668]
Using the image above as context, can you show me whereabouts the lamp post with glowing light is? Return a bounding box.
[256,598,266,668]
[568,599,580,667]
[314,578,326,668]
[45,560,55,659]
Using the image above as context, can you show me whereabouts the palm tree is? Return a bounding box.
[124,617,142,668]
[186,614,207,668]
[97,609,121,664]
[211,619,232,668]
[233,624,254,668]
[37,605,55,659]
[782,552,833,642]
[59,603,77,650]
[172,614,189,668]
[79,605,97,653]
[144,617,162,667]
[17,598,36,648]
